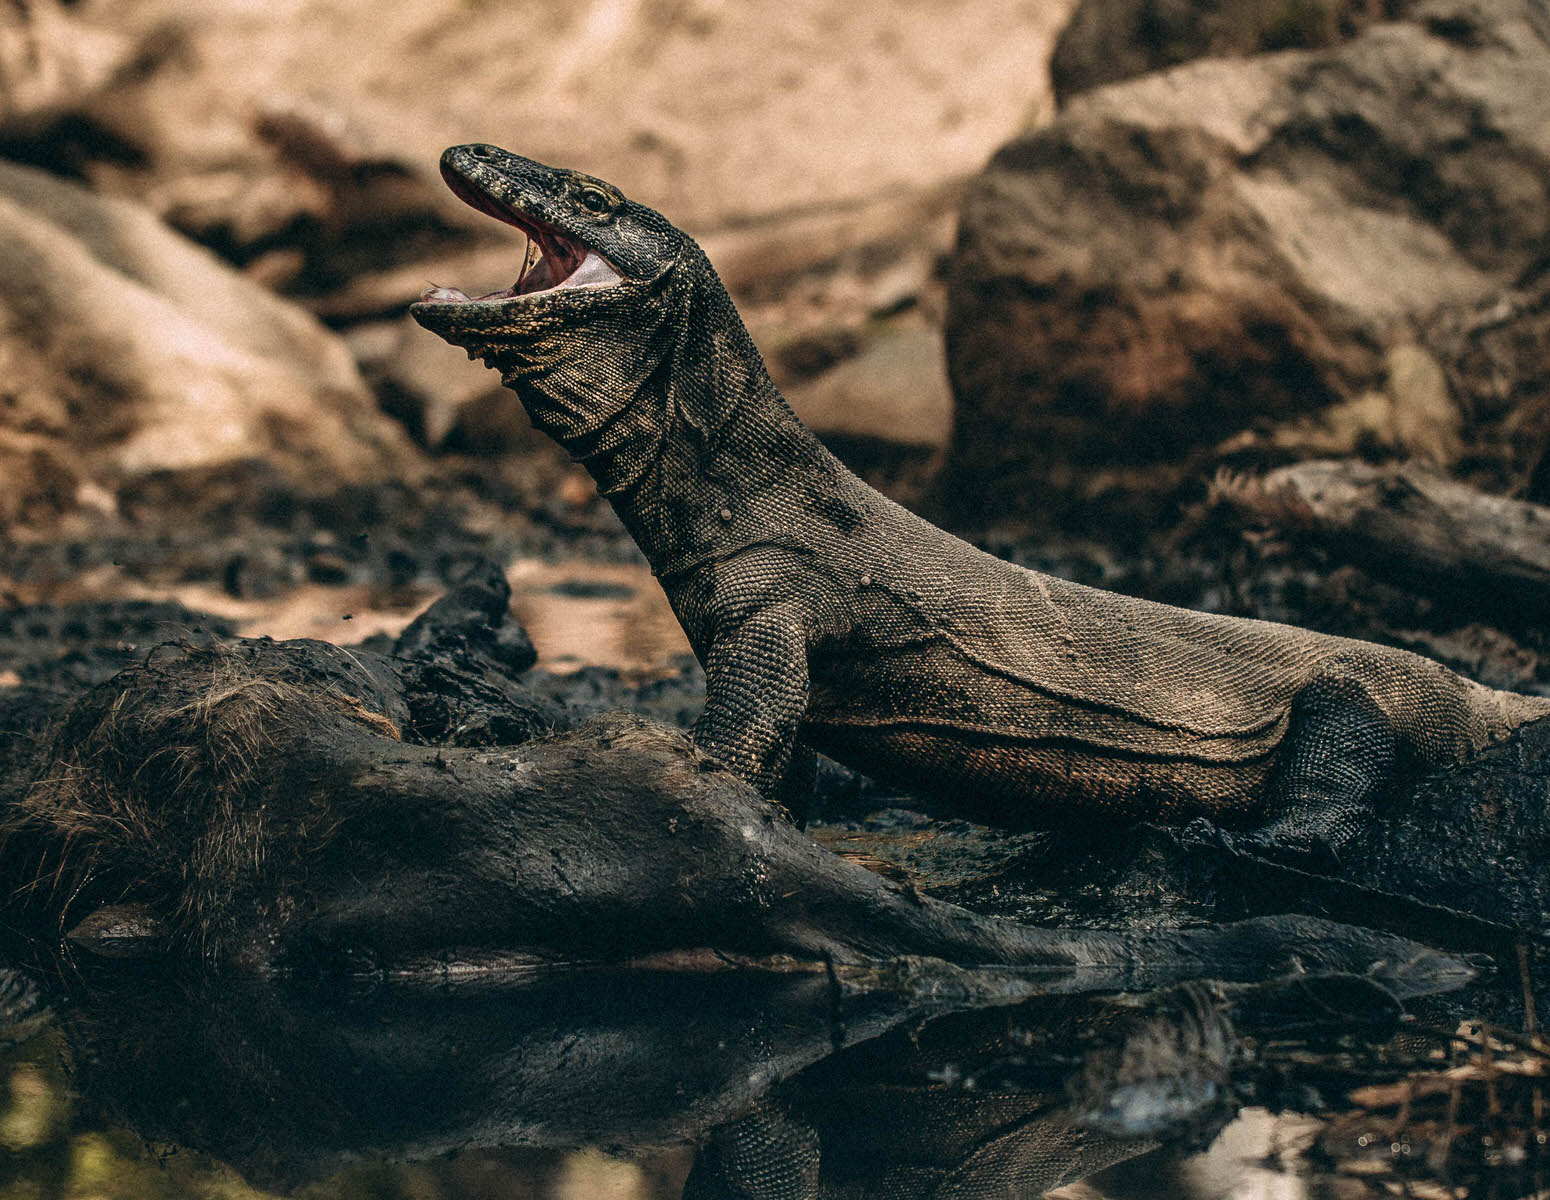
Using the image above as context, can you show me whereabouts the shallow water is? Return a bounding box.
[0,1019,1318,1200]
[0,957,1536,1200]
[0,982,1238,1200]
[0,1034,694,1199]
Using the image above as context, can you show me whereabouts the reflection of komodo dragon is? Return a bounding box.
[412,144,1550,868]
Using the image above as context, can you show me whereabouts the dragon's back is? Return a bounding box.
[823,501,1334,740]
[804,493,1538,794]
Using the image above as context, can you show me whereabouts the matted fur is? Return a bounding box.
[4,646,400,957]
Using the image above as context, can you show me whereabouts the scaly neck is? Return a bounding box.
[553,250,846,579]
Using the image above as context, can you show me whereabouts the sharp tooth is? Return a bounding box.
[519,256,554,294]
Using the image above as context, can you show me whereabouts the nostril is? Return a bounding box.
[467,145,495,161]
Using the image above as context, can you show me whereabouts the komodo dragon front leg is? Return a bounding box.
[692,602,814,805]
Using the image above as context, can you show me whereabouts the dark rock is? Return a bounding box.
[1342,712,1550,945]
[946,0,1550,532]
[393,558,537,676]
[527,657,707,732]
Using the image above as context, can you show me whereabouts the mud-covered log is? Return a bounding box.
[1208,459,1550,618]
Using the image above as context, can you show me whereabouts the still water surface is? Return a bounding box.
[0,962,1372,1200]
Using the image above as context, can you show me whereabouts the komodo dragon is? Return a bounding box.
[412,144,1550,868]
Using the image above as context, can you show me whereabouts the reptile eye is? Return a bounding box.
[577,187,614,215]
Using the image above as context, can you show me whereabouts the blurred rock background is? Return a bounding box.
[0,0,1071,522]
[0,0,1072,659]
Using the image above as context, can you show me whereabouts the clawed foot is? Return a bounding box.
[1175,817,1343,876]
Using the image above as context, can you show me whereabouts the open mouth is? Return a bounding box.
[418,168,622,305]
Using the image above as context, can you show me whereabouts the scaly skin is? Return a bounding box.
[411,144,1550,866]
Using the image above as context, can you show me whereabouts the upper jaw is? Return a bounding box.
[416,164,623,307]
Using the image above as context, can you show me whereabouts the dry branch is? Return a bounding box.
[1209,460,1550,617]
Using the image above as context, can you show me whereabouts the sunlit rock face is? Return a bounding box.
[0,161,423,530]
[946,0,1550,532]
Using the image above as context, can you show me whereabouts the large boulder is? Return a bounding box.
[0,161,421,529]
[1050,0,1399,104]
[944,0,1550,532]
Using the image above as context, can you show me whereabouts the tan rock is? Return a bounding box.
[0,0,132,134]
[1382,345,1460,463]
[786,322,953,451]
[349,315,520,452]
[0,162,421,530]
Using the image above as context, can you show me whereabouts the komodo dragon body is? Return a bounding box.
[413,144,1550,863]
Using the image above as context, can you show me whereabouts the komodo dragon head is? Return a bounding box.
[411,144,709,446]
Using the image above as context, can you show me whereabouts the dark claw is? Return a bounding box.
[1235,828,1344,876]
[1173,818,1342,876]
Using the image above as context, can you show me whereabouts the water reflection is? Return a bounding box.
[0,955,1487,1200]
